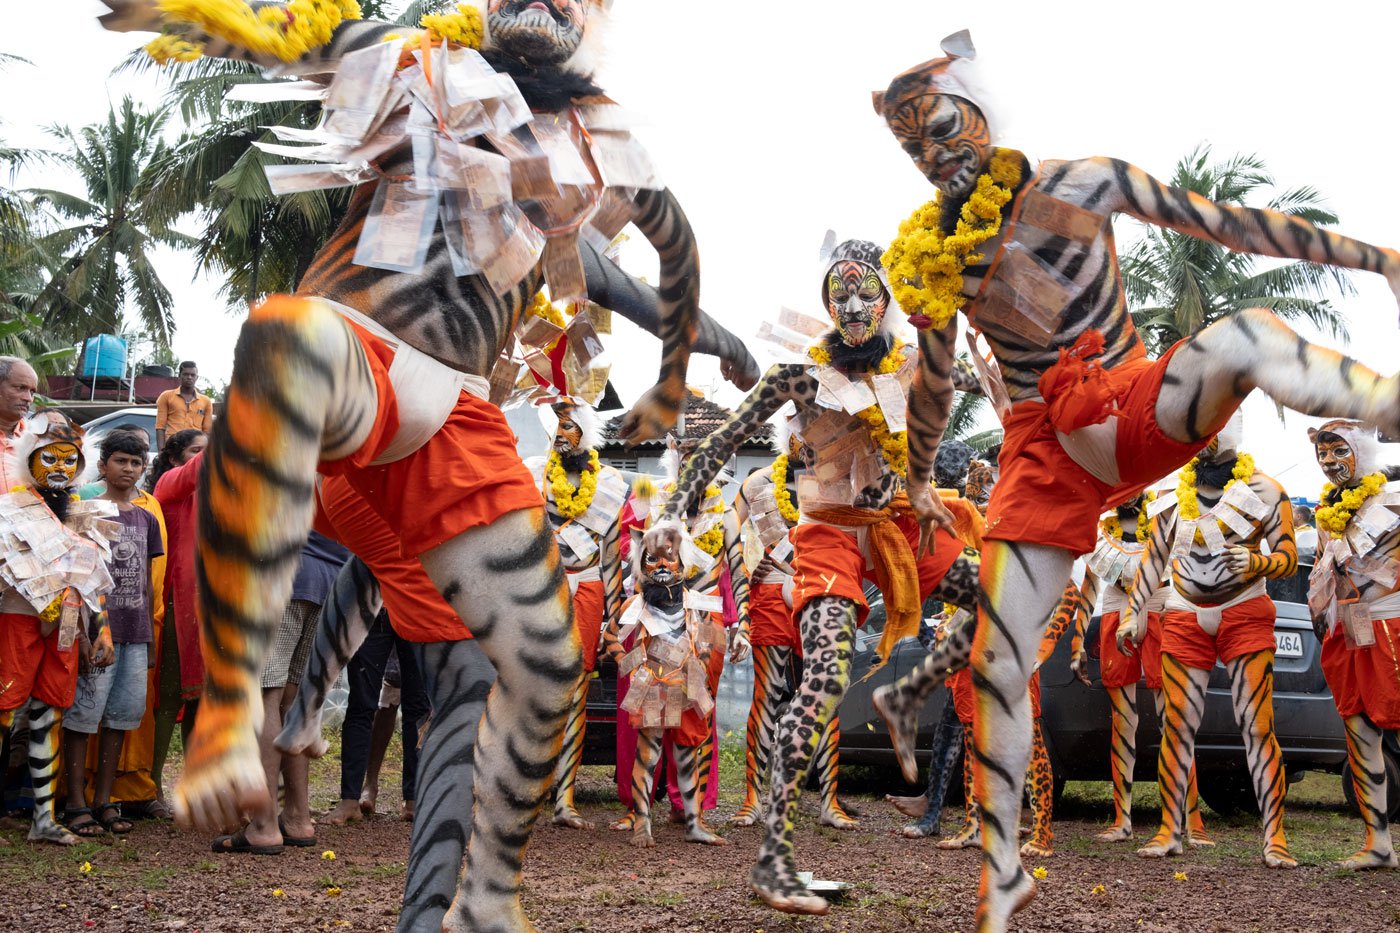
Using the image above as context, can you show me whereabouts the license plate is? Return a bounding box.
[1275,631,1304,659]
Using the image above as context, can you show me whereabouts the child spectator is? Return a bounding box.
[60,431,164,835]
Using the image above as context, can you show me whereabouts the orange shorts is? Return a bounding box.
[315,475,468,643]
[789,518,964,626]
[1099,610,1165,690]
[320,321,542,559]
[749,581,799,651]
[0,613,81,711]
[1320,616,1400,731]
[950,667,1041,724]
[571,577,605,673]
[674,638,726,748]
[986,340,1223,555]
[1161,594,1276,671]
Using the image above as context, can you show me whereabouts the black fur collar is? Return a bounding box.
[821,330,893,373]
[557,449,592,473]
[481,50,604,110]
[36,486,71,523]
[641,583,684,614]
[1195,456,1239,491]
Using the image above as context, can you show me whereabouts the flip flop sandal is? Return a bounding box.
[278,815,316,847]
[211,828,283,856]
[63,807,107,839]
[95,803,133,835]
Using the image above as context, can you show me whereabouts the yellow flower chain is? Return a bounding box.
[1100,490,1156,543]
[770,454,799,525]
[693,485,726,558]
[881,148,1023,331]
[1177,452,1255,542]
[145,0,361,65]
[546,449,599,520]
[806,342,909,478]
[420,3,484,47]
[1317,472,1387,539]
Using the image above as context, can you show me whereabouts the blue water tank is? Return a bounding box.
[80,334,127,380]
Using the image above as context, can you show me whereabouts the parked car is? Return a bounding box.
[74,407,158,483]
[839,565,1400,820]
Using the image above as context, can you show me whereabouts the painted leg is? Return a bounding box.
[1338,714,1398,869]
[27,702,77,846]
[277,557,382,757]
[815,715,856,830]
[1020,719,1054,857]
[625,730,663,848]
[750,596,857,916]
[732,645,789,826]
[900,702,963,838]
[181,298,375,831]
[694,721,716,815]
[674,741,725,845]
[398,639,495,933]
[938,731,981,849]
[1096,685,1138,842]
[419,508,580,933]
[551,677,593,830]
[1139,656,1209,859]
[1226,651,1296,868]
[874,554,981,783]
[1150,686,1211,846]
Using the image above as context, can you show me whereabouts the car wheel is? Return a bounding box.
[1198,771,1259,817]
[1341,750,1400,821]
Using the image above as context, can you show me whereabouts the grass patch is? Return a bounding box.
[139,865,179,890]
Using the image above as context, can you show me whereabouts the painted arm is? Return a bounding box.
[615,188,702,444]
[1035,581,1080,670]
[905,322,962,555]
[1069,570,1103,687]
[1100,157,1400,309]
[723,510,751,662]
[951,356,983,395]
[599,510,623,662]
[1225,491,1297,580]
[581,242,759,391]
[1118,511,1174,654]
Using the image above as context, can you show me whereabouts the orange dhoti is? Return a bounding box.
[1321,616,1400,732]
[749,580,799,651]
[1099,610,1165,690]
[568,574,606,674]
[1162,593,1276,671]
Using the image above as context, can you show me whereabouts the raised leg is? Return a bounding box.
[899,698,963,838]
[398,638,496,933]
[551,676,593,830]
[969,541,1074,933]
[181,297,376,830]
[1158,308,1400,444]
[419,508,580,933]
[750,596,857,915]
[814,715,856,829]
[1019,719,1054,858]
[1140,655,1209,859]
[673,740,725,845]
[1149,686,1211,846]
[937,730,980,849]
[27,701,77,845]
[625,730,664,848]
[1338,714,1398,869]
[277,557,382,757]
[326,609,392,826]
[1226,651,1295,868]
[1096,684,1138,842]
[732,645,791,827]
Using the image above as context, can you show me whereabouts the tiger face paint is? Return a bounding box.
[552,404,585,455]
[1313,433,1357,487]
[823,259,890,347]
[487,0,588,64]
[1308,419,1379,489]
[638,542,682,588]
[29,441,80,491]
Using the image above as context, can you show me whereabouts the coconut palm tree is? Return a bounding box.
[1120,145,1354,358]
[27,97,195,350]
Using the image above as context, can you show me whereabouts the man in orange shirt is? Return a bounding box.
[154,362,212,446]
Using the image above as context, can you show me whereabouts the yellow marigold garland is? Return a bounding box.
[806,342,909,478]
[770,454,799,525]
[881,148,1023,331]
[144,0,362,65]
[1177,452,1255,542]
[1101,490,1156,543]
[546,449,599,520]
[1317,472,1387,539]
[420,3,484,48]
[692,485,726,558]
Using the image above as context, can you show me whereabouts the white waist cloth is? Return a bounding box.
[1102,586,1168,615]
[753,567,794,586]
[324,299,490,465]
[1163,578,1268,634]
[566,564,601,595]
[1361,588,1400,620]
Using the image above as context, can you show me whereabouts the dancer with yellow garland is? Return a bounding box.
[525,397,627,831]
[730,427,855,831]
[1119,414,1296,866]
[1069,490,1212,845]
[864,27,1400,929]
[1305,419,1400,870]
[641,237,985,914]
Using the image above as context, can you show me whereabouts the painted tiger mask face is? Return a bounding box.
[487,0,589,65]
[631,528,684,590]
[552,404,585,455]
[823,259,890,347]
[30,441,81,491]
[873,54,991,198]
[1311,431,1358,487]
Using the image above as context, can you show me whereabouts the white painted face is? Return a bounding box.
[487,0,588,64]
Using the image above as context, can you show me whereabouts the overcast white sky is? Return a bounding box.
[6,1,1400,500]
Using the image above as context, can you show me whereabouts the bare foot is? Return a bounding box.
[1095,824,1133,843]
[667,808,685,825]
[685,820,727,845]
[873,685,921,784]
[885,793,929,819]
[1020,839,1054,858]
[979,869,1037,933]
[323,799,364,826]
[936,824,980,850]
[1338,848,1398,870]
[399,800,414,822]
[1264,843,1298,869]
[629,824,656,848]
[609,812,636,832]
[729,804,760,827]
[1187,827,1216,848]
[552,806,595,831]
[1137,831,1182,859]
[359,785,377,816]
[900,820,938,839]
[750,860,828,916]
[174,710,270,832]
[819,805,858,830]
[274,705,329,759]
[27,815,79,846]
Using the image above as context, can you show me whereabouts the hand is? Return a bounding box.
[1115,611,1144,656]
[641,518,684,561]
[727,628,751,663]
[618,383,679,445]
[752,554,777,580]
[1225,545,1253,575]
[721,356,760,392]
[1070,649,1093,687]
[908,483,957,559]
[90,627,115,668]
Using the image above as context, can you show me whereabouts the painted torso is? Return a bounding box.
[739,465,796,583]
[527,457,626,573]
[1308,481,1400,623]
[1163,473,1287,605]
